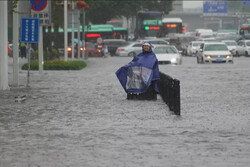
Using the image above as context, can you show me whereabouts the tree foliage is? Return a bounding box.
[86,0,173,24]
[53,0,174,25]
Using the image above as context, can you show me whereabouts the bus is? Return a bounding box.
[161,17,183,36]
[113,27,128,40]
[85,24,128,42]
[134,11,163,39]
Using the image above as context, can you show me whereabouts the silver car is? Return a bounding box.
[221,40,237,56]
[153,45,182,65]
[115,42,142,57]
[187,41,203,56]
[197,42,233,64]
[235,40,250,57]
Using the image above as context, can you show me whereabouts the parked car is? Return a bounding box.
[221,40,237,56]
[197,42,233,64]
[115,42,142,57]
[153,45,182,65]
[103,39,127,56]
[235,40,250,57]
[187,41,203,56]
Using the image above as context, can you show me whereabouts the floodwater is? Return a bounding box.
[1,56,250,167]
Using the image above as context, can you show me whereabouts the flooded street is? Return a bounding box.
[1,56,250,167]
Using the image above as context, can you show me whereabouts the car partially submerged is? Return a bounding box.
[115,42,142,57]
[153,45,182,65]
[197,42,233,64]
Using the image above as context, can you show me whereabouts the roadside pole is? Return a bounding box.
[27,44,31,87]
[71,1,75,60]
[64,0,68,61]
[82,10,86,60]
[77,9,81,59]
[0,1,9,90]
[39,25,44,74]
[13,2,20,87]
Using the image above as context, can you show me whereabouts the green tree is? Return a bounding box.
[51,0,174,25]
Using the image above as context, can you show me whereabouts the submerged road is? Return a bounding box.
[1,56,250,167]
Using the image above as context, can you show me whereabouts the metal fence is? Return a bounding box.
[158,72,181,116]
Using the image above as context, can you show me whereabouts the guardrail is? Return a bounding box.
[158,72,181,116]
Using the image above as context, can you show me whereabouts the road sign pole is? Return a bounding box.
[39,25,43,74]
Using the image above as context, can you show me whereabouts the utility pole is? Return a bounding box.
[0,1,9,90]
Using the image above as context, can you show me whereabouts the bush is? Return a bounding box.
[21,60,87,70]
[31,49,59,61]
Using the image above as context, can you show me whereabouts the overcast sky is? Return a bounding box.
[183,1,203,8]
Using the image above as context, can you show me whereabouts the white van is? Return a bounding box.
[195,29,213,38]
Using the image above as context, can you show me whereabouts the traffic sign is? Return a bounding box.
[30,0,51,26]
[20,18,40,43]
[30,0,47,11]
[203,1,228,15]
[97,37,103,44]
[243,0,250,5]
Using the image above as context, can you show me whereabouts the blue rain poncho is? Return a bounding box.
[116,42,160,94]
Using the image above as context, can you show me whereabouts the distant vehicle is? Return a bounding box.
[196,37,220,42]
[239,24,250,37]
[187,41,203,56]
[153,45,182,65]
[216,32,239,41]
[235,40,250,57]
[134,11,163,39]
[197,42,233,64]
[85,24,128,42]
[161,17,183,36]
[171,34,196,55]
[221,40,237,56]
[84,42,103,57]
[136,39,169,47]
[103,39,127,56]
[195,29,213,39]
[115,42,142,57]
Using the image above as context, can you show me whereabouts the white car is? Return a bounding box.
[187,41,203,56]
[115,42,142,57]
[221,40,237,56]
[235,40,250,57]
[153,45,182,65]
[197,42,233,64]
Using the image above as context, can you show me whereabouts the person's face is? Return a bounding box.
[143,45,150,52]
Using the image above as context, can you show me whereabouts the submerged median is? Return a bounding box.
[22,60,87,70]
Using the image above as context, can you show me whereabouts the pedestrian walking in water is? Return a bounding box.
[116,42,160,100]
